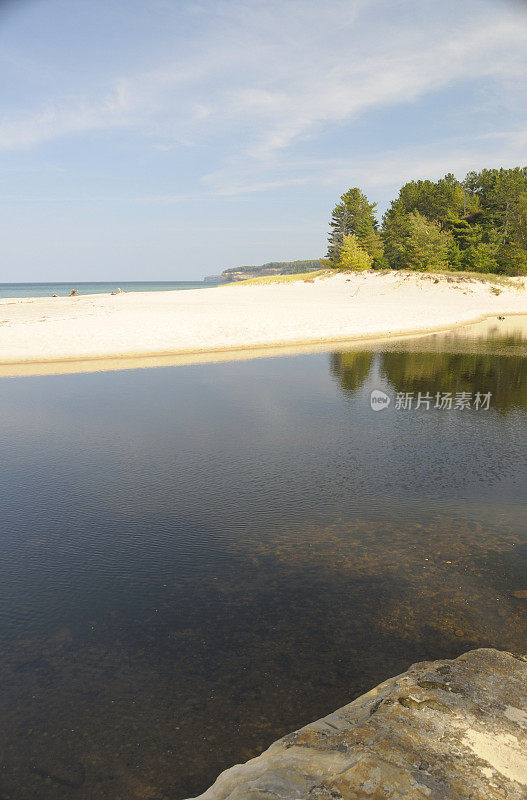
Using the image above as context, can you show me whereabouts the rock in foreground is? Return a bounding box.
[187,649,526,799]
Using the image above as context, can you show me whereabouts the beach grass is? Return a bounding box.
[353,268,525,289]
[438,271,525,288]
[226,270,329,286]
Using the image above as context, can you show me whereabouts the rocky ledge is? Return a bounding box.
[187,649,526,799]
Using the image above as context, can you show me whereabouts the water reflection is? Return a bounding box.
[331,320,527,412]
[330,351,373,393]
[381,350,527,411]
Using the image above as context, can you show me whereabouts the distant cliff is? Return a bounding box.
[204,259,322,284]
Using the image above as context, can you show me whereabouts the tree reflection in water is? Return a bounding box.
[330,330,527,412]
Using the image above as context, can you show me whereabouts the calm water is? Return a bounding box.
[0,281,216,299]
[0,324,526,799]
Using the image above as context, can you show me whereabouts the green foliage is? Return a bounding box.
[371,254,391,270]
[462,167,527,265]
[461,242,499,274]
[406,212,454,270]
[464,167,527,236]
[336,234,372,271]
[380,209,409,268]
[360,231,383,259]
[383,173,477,229]
[330,168,527,276]
[447,218,475,250]
[384,211,453,271]
[327,187,378,264]
[510,193,527,250]
[447,241,462,271]
[495,242,527,276]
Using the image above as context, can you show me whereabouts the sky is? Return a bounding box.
[0,0,526,281]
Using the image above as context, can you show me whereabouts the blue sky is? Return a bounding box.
[1,0,526,281]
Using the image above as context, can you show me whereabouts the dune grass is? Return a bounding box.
[450,271,524,286]
[418,270,525,288]
[227,270,329,286]
[360,268,525,288]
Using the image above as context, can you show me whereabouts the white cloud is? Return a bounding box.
[202,126,527,209]
[0,0,526,196]
[225,16,527,158]
[0,88,132,149]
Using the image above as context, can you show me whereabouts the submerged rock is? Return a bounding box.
[187,649,526,799]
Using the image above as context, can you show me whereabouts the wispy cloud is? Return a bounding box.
[2,0,526,164]
[202,126,527,207]
[239,18,527,158]
[0,94,128,150]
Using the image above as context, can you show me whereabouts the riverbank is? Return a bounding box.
[0,271,526,376]
[187,648,527,800]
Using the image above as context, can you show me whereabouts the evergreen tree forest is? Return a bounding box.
[327,168,527,275]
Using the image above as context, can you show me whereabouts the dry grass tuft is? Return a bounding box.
[226,270,329,286]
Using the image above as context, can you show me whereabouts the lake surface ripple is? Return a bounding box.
[0,320,526,798]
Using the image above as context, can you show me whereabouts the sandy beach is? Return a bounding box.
[0,271,526,376]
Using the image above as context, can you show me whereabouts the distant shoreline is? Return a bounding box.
[0,271,526,377]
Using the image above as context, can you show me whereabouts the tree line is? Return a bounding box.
[326,167,527,275]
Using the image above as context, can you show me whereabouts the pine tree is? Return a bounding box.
[401,211,453,270]
[327,202,349,263]
[327,188,378,264]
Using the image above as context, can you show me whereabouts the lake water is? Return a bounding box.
[0,321,526,799]
[0,281,215,300]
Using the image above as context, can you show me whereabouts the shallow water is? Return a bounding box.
[0,321,526,799]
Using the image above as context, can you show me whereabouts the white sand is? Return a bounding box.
[0,271,526,375]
